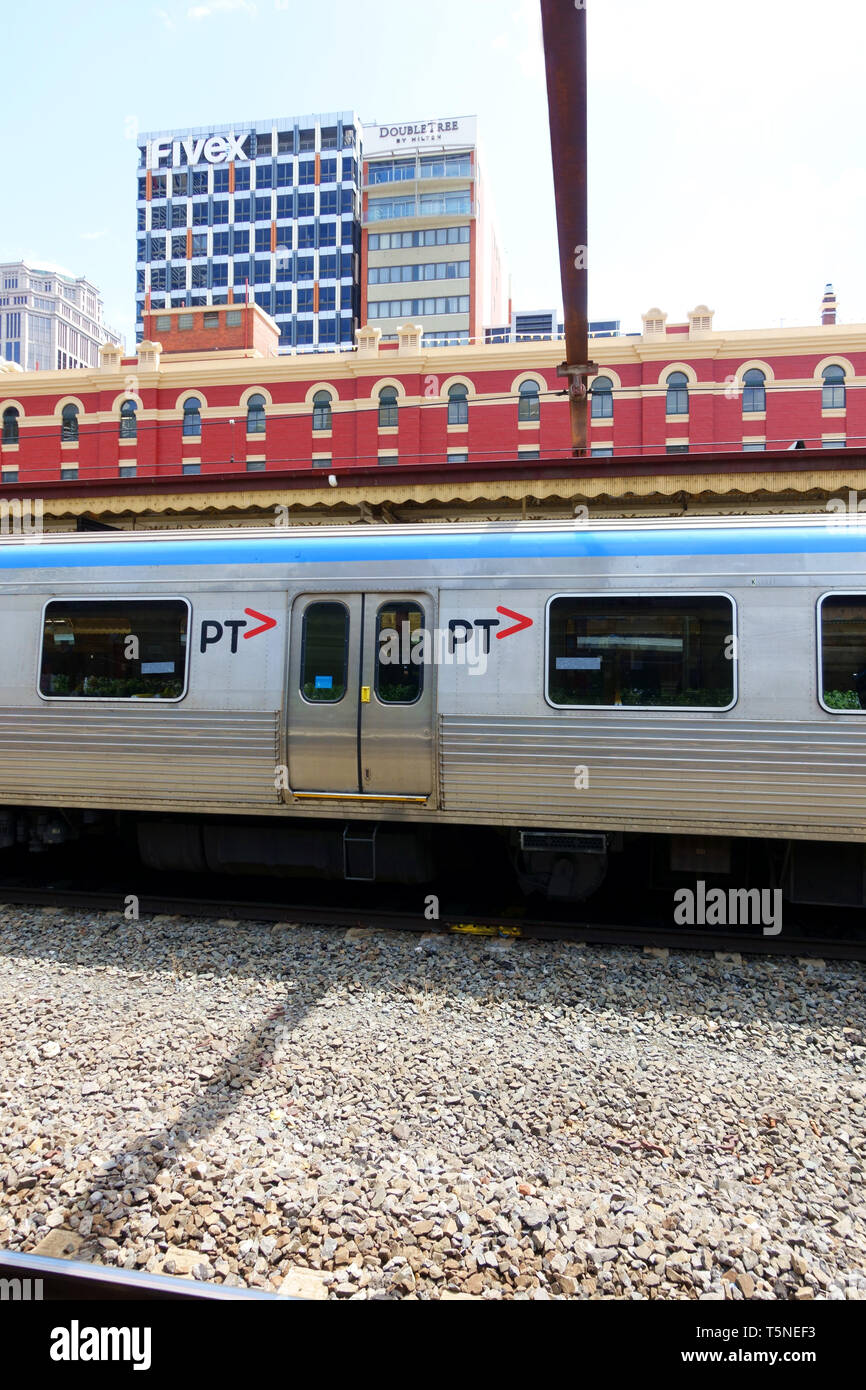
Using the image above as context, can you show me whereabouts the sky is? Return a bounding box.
[1,0,864,348]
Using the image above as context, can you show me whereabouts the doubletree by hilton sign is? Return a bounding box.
[146,133,251,169]
[362,116,477,155]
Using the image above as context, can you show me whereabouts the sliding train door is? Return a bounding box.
[286,592,434,802]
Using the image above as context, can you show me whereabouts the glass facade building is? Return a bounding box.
[136,113,362,353]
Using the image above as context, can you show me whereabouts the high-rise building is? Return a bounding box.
[136,113,362,352]
[360,116,508,345]
[0,261,121,371]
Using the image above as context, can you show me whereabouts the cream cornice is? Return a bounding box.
[2,322,866,402]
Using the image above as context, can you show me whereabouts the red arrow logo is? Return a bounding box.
[495,605,533,639]
[243,607,278,639]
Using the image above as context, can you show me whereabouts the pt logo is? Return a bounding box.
[448,605,533,653]
[200,607,277,653]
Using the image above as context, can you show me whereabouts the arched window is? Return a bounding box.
[822,364,846,410]
[742,369,766,414]
[61,403,79,441]
[518,380,540,422]
[378,386,398,428]
[119,399,137,439]
[591,376,613,419]
[246,393,266,434]
[665,371,689,416]
[447,382,469,425]
[2,406,19,444]
[182,397,202,437]
[312,389,333,431]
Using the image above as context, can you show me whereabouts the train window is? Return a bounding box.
[39,600,189,701]
[300,601,348,702]
[376,602,424,704]
[547,595,735,709]
[818,594,866,712]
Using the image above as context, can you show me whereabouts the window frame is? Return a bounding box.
[2,406,19,444]
[665,372,690,416]
[741,369,766,414]
[182,398,202,437]
[119,399,137,439]
[37,596,192,705]
[246,393,267,434]
[298,599,350,705]
[543,590,739,712]
[590,377,614,420]
[816,590,866,715]
[822,365,846,411]
[378,386,399,428]
[312,390,333,431]
[518,380,541,422]
[447,383,469,425]
[60,403,79,441]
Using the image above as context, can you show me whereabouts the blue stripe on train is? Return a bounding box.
[1,526,866,570]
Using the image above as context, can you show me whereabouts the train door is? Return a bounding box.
[286,592,435,802]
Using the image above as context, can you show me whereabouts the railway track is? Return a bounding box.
[0,882,863,960]
[0,1249,284,1301]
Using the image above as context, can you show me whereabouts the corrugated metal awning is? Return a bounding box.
[33,469,866,517]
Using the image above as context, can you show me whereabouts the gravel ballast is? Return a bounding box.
[0,906,863,1300]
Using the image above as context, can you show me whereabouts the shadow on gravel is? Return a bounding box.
[83,981,317,1246]
[0,913,333,1264]
[1,907,863,1286]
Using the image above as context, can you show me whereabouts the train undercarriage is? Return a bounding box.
[1,804,865,913]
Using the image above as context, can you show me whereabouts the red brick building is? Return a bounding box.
[1,292,864,528]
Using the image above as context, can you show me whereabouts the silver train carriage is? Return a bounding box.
[1,515,865,907]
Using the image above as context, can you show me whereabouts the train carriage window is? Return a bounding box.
[39,600,188,700]
[547,595,735,709]
[376,602,424,704]
[300,601,348,702]
[819,594,866,711]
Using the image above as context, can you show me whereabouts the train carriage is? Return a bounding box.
[0,515,865,908]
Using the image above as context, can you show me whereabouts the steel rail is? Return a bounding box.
[0,1248,285,1300]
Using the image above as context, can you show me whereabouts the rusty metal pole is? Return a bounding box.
[540,0,596,456]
